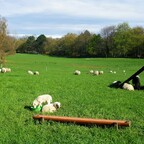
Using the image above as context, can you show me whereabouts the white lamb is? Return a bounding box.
[42,102,61,113]
[93,70,99,75]
[122,83,134,91]
[5,68,11,72]
[74,70,81,75]
[1,68,7,73]
[33,94,52,108]
[89,70,94,74]
[28,70,34,75]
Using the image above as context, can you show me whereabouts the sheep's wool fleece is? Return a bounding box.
[42,104,56,113]
[33,94,52,108]
[123,83,134,91]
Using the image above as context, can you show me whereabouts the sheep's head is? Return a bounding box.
[33,100,39,108]
[53,102,61,109]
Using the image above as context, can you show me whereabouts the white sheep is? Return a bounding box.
[33,94,52,108]
[89,70,94,74]
[123,70,126,73]
[93,70,99,75]
[5,68,11,72]
[122,83,134,91]
[28,70,34,75]
[42,102,61,113]
[74,70,81,75]
[1,68,7,73]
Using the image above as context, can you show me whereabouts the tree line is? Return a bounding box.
[16,23,144,58]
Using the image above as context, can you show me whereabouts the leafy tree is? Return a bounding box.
[34,34,47,54]
[100,25,116,57]
[128,26,144,58]
[16,37,27,53]
[58,33,77,57]
[17,36,35,53]
[45,38,59,55]
[113,23,132,57]
[86,34,103,57]
[0,16,16,67]
[73,30,91,57]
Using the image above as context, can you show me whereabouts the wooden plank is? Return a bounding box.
[33,115,131,127]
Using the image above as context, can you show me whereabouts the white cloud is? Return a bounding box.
[1,0,144,20]
[1,0,144,37]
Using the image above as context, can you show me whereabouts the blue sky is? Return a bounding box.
[0,0,144,38]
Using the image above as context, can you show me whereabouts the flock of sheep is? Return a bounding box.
[74,69,141,91]
[110,75,141,91]
[0,67,141,92]
[33,94,61,113]
[74,69,104,75]
[0,67,40,75]
[0,66,141,115]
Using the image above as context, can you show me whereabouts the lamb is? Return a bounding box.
[33,94,52,108]
[122,83,134,91]
[5,68,11,72]
[74,70,81,75]
[1,68,7,73]
[132,75,140,90]
[89,70,94,74]
[109,81,122,88]
[93,70,99,75]
[42,102,61,113]
[28,70,34,75]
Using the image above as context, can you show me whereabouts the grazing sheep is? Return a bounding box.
[93,70,99,75]
[109,81,122,88]
[109,70,113,73]
[122,83,134,91]
[42,102,61,113]
[28,70,34,75]
[33,94,52,108]
[5,68,11,72]
[132,75,140,90]
[1,68,7,73]
[74,70,81,75]
[0,67,11,73]
[99,71,104,75]
[89,70,94,74]
[34,71,39,75]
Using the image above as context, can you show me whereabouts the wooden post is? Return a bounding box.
[33,115,131,127]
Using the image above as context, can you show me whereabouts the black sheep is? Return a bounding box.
[132,76,141,90]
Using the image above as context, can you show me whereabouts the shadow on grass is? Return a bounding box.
[33,119,128,129]
[24,105,33,111]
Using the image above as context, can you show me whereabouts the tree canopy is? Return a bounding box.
[0,16,16,66]
[15,22,144,58]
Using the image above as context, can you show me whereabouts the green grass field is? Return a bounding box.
[0,54,144,144]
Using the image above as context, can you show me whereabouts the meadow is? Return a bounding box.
[0,54,144,144]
